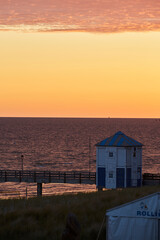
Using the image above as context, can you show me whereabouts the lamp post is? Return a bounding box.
[89,137,91,173]
[21,154,24,172]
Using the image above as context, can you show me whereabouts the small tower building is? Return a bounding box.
[96,131,143,189]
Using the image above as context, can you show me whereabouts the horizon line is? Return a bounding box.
[0,116,159,119]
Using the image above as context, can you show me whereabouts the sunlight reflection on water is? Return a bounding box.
[0,118,160,198]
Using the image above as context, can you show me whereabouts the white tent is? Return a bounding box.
[106,192,160,240]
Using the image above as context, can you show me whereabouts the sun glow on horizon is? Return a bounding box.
[0,30,160,118]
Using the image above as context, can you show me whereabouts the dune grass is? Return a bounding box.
[0,185,160,240]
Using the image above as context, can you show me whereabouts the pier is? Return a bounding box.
[0,170,159,197]
[143,173,160,186]
[0,170,96,196]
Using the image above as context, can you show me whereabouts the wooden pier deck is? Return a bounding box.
[0,170,159,197]
[0,170,96,196]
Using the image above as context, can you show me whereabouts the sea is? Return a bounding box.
[0,118,160,199]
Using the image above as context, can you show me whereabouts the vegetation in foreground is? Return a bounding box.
[0,185,160,240]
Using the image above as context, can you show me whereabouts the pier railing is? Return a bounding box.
[143,173,160,180]
[0,170,96,185]
[1,170,160,185]
[143,173,160,185]
[1,170,160,197]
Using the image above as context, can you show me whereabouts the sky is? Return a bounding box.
[0,0,160,118]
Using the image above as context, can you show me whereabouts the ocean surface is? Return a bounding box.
[0,118,160,199]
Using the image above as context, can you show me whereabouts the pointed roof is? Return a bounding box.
[96,131,143,147]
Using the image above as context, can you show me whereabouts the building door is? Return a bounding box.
[107,164,116,189]
[127,168,131,187]
[98,167,105,188]
[132,157,137,187]
[137,167,142,187]
[116,168,125,188]
[158,220,160,240]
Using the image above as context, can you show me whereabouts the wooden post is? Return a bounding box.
[26,187,28,200]
[37,183,42,196]
[5,171,7,182]
[34,171,36,182]
[97,186,103,191]
[49,172,51,183]
[19,171,21,182]
[21,155,24,172]
[64,173,66,183]
[79,173,81,184]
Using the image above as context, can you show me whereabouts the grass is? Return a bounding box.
[0,185,160,240]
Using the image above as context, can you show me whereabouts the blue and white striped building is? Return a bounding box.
[96,131,143,189]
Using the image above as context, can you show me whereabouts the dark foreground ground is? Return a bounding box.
[0,185,160,240]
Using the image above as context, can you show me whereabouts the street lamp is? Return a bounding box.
[89,137,91,173]
[21,154,24,172]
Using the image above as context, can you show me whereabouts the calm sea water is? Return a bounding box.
[0,118,160,199]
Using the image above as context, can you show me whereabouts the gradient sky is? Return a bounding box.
[0,0,160,117]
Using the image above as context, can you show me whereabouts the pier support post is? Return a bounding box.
[97,186,103,191]
[79,173,81,184]
[37,183,42,197]
[5,171,7,182]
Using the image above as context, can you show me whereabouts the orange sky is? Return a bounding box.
[0,0,160,118]
[0,0,160,33]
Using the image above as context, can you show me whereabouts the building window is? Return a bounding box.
[109,152,113,157]
[109,171,113,178]
[133,147,136,157]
